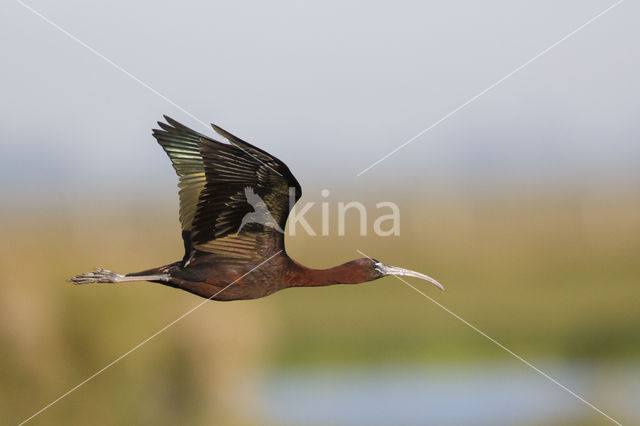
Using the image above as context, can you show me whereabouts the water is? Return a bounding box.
[259,363,640,425]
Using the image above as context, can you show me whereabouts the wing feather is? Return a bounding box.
[152,116,212,232]
[153,117,301,262]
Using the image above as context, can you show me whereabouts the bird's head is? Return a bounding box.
[351,257,444,290]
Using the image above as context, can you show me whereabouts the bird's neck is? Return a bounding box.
[287,260,369,287]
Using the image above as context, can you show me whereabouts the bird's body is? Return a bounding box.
[124,256,379,301]
[70,117,442,300]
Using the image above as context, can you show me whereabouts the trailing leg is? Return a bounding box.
[69,267,169,284]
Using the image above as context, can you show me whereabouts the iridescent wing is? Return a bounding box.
[152,116,301,263]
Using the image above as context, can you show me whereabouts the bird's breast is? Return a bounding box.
[168,258,288,300]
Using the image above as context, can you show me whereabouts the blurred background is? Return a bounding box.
[2,0,639,424]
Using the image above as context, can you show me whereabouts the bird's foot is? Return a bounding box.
[68,268,124,285]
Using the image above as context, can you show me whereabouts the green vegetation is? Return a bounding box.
[1,193,638,424]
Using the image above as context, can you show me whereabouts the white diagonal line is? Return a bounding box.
[15,0,283,177]
[396,278,622,425]
[356,250,623,425]
[356,0,626,177]
[18,250,282,426]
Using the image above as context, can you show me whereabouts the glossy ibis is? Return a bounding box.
[69,117,443,300]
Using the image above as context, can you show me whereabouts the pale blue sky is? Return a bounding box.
[1,0,639,205]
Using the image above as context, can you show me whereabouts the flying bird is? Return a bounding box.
[236,186,285,235]
[69,117,443,300]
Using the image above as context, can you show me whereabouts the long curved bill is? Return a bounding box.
[379,264,444,291]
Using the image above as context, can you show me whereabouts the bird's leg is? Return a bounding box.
[69,267,169,285]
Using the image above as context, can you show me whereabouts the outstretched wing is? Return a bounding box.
[152,116,208,233]
[152,116,301,262]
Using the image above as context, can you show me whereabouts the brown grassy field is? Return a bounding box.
[1,192,639,424]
